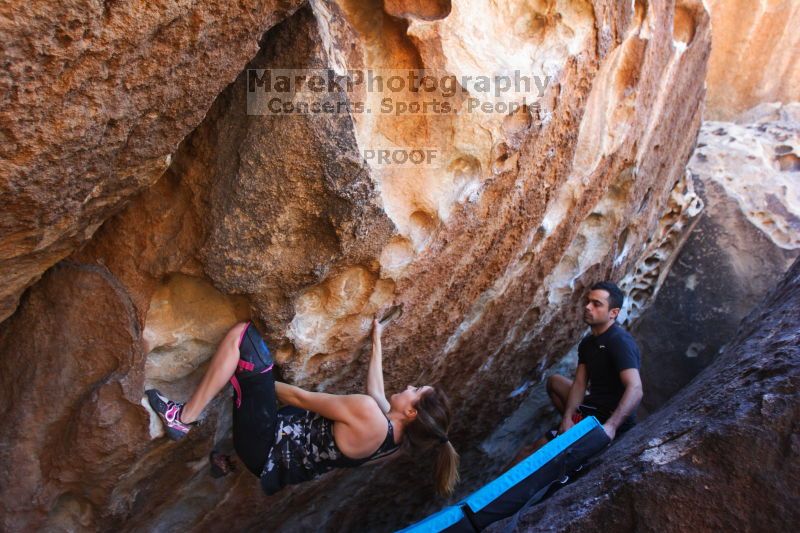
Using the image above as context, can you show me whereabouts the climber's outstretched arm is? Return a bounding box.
[366,318,390,414]
[275,381,375,424]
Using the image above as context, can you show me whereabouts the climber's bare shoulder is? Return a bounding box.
[332,394,390,458]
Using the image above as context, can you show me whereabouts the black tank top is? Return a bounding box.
[260,406,399,495]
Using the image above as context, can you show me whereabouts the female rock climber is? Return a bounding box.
[145,310,460,496]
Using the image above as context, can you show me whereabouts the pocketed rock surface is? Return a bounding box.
[0,0,715,531]
[633,103,800,412]
[488,255,800,533]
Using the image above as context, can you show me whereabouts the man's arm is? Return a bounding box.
[559,363,589,434]
[602,368,643,440]
[366,318,390,413]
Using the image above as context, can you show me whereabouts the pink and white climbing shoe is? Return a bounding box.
[145,389,192,440]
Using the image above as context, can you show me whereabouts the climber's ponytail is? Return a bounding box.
[435,439,460,496]
[402,386,460,496]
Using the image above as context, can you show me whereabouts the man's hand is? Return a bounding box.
[558,416,575,435]
[602,423,616,441]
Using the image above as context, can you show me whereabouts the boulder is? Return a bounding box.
[0,262,149,530]
[633,103,799,412]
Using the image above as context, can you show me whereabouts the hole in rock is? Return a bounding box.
[613,38,646,97]
[644,256,660,269]
[673,2,697,44]
[379,304,403,325]
[47,492,94,531]
[493,142,511,163]
[492,142,517,174]
[776,153,800,172]
[502,104,533,136]
[449,154,482,184]
[586,212,605,226]
[633,0,648,28]
[383,0,452,21]
[514,11,548,38]
[615,227,631,264]
[533,225,547,246]
[380,236,416,277]
[572,35,645,174]
[408,210,438,251]
[638,188,653,213]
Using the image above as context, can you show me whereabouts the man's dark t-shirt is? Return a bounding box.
[578,322,641,429]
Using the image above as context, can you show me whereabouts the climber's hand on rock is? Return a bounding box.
[602,423,616,441]
[372,317,383,338]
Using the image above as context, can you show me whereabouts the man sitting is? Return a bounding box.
[512,281,644,463]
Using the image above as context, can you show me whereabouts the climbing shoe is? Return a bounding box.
[145,389,192,440]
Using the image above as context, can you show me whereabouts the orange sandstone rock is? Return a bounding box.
[705,0,800,120]
[0,0,305,322]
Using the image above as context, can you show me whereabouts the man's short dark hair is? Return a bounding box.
[590,281,624,310]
